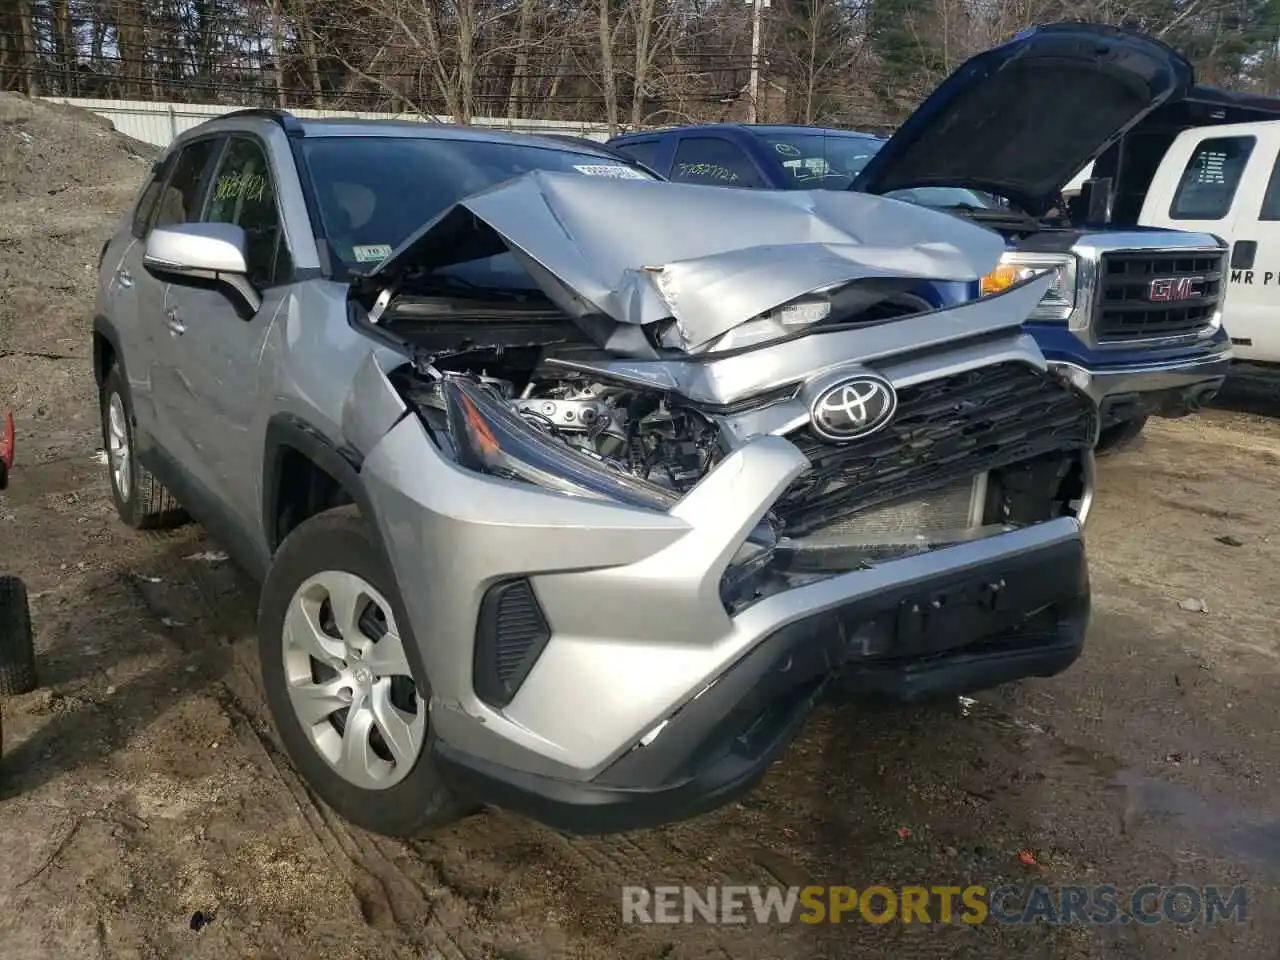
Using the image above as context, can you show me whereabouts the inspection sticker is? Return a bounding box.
[353,244,393,263]
[574,164,648,179]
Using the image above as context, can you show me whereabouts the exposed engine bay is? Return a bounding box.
[388,346,1096,613]
[352,171,1099,613]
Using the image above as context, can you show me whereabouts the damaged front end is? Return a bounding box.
[348,171,1096,608]
[339,171,1096,800]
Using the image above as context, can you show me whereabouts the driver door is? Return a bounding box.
[130,136,224,466]
[159,134,295,536]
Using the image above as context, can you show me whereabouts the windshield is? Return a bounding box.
[301,136,655,283]
[749,131,999,209]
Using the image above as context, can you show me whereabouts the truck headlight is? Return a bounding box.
[979,252,1077,322]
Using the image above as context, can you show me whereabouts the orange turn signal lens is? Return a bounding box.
[979,264,1022,297]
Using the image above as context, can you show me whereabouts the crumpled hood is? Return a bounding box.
[359,169,1008,352]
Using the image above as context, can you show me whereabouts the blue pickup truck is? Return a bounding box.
[608,22,1232,453]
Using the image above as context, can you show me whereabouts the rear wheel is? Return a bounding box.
[1095,414,1148,456]
[0,575,37,696]
[257,506,472,838]
[100,365,187,530]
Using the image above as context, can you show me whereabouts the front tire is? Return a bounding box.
[1095,414,1148,456]
[257,506,470,838]
[99,365,187,530]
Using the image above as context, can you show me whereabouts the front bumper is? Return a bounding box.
[434,521,1088,835]
[1048,351,1231,429]
[355,372,1091,835]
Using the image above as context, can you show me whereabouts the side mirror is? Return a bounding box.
[144,222,263,314]
[1078,177,1113,225]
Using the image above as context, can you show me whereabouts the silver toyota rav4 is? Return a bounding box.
[93,109,1095,838]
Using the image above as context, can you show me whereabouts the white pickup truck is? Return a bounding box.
[1064,85,1280,376]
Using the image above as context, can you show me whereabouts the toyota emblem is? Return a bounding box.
[808,373,898,442]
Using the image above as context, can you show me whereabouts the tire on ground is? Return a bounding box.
[100,364,188,530]
[0,575,38,696]
[257,504,474,838]
[1095,414,1149,456]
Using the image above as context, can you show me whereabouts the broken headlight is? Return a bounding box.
[442,377,679,512]
[979,252,1077,322]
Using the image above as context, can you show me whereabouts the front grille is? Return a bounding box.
[1095,251,1223,343]
[775,363,1095,536]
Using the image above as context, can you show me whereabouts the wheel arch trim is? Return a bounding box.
[93,314,127,389]
[260,413,434,698]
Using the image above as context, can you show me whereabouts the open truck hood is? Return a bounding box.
[354,169,1008,354]
[848,21,1194,217]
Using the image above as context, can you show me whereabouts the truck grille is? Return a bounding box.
[1095,251,1223,343]
[775,363,1095,536]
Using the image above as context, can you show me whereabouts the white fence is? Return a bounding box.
[39,97,613,148]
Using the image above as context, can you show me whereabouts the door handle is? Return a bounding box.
[116,268,133,289]
[1230,240,1257,271]
[165,307,186,336]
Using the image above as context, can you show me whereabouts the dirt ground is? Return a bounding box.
[1,92,1279,960]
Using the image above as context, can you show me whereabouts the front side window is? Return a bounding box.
[299,136,655,280]
[671,138,763,188]
[152,137,221,230]
[613,139,662,170]
[205,136,292,287]
[1170,136,1255,221]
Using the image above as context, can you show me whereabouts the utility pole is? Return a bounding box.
[747,0,769,123]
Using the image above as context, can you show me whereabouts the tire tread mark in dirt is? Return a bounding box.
[213,689,420,924]
[213,675,483,960]
[122,550,476,956]
[222,653,483,957]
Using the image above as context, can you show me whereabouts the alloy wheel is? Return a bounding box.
[106,392,132,502]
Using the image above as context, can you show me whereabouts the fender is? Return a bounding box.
[261,414,433,690]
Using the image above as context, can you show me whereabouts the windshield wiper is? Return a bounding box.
[944,205,1040,227]
[403,272,543,302]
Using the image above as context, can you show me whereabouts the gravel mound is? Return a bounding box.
[0,93,158,420]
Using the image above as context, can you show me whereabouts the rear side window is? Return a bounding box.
[671,137,763,188]
[1170,136,1255,220]
[152,137,222,230]
[613,139,662,170]
[131,156,173,239]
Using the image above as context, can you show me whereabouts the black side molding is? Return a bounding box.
[262,414,367,553]
[92,314,126,388]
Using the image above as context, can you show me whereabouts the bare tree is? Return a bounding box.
[5,0,1279,126]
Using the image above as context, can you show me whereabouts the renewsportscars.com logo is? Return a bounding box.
[621,884,1249,926]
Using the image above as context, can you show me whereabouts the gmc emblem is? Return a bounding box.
[1148,276,1205,302]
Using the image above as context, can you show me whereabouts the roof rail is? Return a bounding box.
[217,107,305,137]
